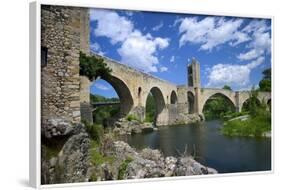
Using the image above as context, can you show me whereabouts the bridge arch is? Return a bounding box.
[200,92,236,115]
[241,96,261,112]
[145,86,166,125]
[170,90,177,104]
[92,75,134,117]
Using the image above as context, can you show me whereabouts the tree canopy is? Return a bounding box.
[79,52,112,81]
[259,68,271,92]
[222,85,232,91]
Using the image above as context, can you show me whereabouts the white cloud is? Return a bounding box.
[207,57,264,89]
[91,9,170,73]
[117,30,169,72]
[95,83,110,90]
[152,21,164,31]
[178,17,250,50]
[170,56,175,63]
[90,42,105,56]
[159,66,168,72]
[237,20,271,61]
[90,9,134,44]
[237,49,261,61]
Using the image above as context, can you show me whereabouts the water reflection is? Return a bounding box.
[126,120,271,173]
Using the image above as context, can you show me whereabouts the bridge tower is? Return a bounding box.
[187,58,201,88]
[187,58,201,114]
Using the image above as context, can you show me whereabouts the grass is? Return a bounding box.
[126,114,140,122]
[90,140,115,166]
[42,144,61,160]
[222,110,271,137]
[82,120,104,143]
[118,157,133,180]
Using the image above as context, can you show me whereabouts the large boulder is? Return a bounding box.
[41,123,91,184]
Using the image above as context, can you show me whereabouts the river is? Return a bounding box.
[124,120,271,173]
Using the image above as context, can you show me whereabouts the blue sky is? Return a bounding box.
[89,8,271,98]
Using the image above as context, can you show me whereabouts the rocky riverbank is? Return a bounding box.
[112,118,155,135]
[41,121,217,184]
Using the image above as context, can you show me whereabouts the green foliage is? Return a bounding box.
[91,94,120,125]
[242,88,263,116]
[83,120,104,142]
[126,114,139,121]
[262,68,271,80]
[89,140,115,166]
[222,85,232,91]
[222,111,271,137]
[222,111,249,121]
[222,89,271,137]
[79,52,112,81]
[118,157,133,180]
[259,68,271,92]
[259,79,271,92]
[145,93,156,122]
[203,94,235,120]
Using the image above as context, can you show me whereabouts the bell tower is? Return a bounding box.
[187,58,201,88]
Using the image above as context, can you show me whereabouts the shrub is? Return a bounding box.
[118,157,133,180]
[126,114,139,122]
[82,120,104,142]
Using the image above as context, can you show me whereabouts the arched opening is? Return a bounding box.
[170,91,177,104]
[145,87,165,125]
[187,91,195,114]
[241,97,261,112]
[90,76,134,127]
[202,93,235,120]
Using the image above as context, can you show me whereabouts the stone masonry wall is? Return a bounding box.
[41,5,89,125]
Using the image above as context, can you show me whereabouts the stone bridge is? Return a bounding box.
[41,6,271,127]
[80,55,271,125]
[80,54,179,126]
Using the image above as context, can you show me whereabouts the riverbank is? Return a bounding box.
[221,112,271,137]
[41,121,217,184]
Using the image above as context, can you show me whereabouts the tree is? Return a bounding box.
[222,85,232,91]
[79,52,112,81]
[259,68,271,92]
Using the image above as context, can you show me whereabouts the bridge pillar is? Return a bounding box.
[80,76,93,124]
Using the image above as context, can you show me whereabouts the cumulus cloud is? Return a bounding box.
[207,57,264,88]
[90,9,169,73]
[90,9,134,44]
[178,17,250,50]
[159,66,168,72]
[237,20,271,61]
[117,30,169,72]
[152,21,164,31]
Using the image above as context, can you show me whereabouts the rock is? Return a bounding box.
[110,141,217,180]
[41,118,74,139]
[113,119,154,135]
[41,123,91,184]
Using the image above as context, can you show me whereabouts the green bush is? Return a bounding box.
[126,114,139,122]
[89,140,115,167]
[222,108,271,137]
[118,157,133,180]
[79,52,112,81]
[83,120,104,142]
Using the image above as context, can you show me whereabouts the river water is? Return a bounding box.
[125,120,271,173]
